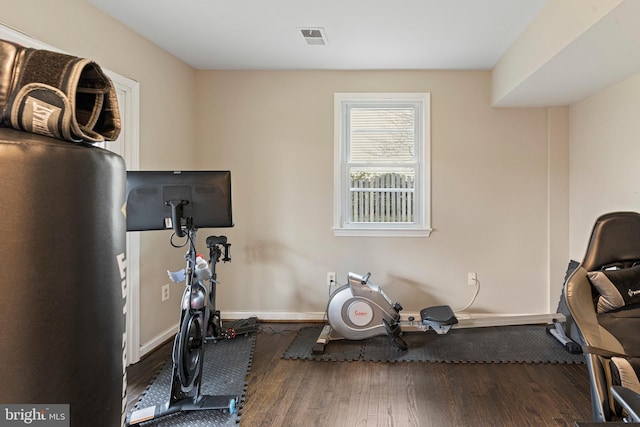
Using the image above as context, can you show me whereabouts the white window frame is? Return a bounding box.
[333,93,431,237]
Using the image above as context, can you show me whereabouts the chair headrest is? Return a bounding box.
[582,212,640,271]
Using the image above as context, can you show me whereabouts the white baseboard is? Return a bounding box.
[138,311,565,358]
[222,311,327,322]
[139,323,178,358]
[221,310,564,327]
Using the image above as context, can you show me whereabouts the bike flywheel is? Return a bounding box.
[176,310,203,390]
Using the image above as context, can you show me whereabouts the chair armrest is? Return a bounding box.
[611,386,640,422]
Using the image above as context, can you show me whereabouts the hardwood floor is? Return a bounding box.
[126,323,593,426]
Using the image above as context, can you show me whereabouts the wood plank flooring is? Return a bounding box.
[126,323,593,426]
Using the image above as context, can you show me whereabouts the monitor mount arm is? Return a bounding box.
[165,199,190,237]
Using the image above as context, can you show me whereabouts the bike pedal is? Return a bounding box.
[382,319,408,351]
[393,335,409,351]
[383,319,401,337]
[221,328,237,339]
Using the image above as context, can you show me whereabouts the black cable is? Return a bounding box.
[169,230,189,248]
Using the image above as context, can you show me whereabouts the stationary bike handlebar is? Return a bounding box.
[206,235,231,264]
[348,272,371,285]
[348,272,395,308]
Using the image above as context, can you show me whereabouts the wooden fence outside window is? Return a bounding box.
[350,173,415,223]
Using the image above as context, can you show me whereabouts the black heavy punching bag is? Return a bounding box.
[0,128,127,426]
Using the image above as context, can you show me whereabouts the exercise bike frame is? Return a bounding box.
[126,223,237,425]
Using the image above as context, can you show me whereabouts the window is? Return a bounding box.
[333,93,431,237]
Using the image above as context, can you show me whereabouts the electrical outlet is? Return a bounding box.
[161,284,170,302]
[467,272,477,286]
[327,272,336,287]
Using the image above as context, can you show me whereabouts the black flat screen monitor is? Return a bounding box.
[126,170,233,232]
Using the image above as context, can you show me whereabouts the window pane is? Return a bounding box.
[349,107,415,163]
[349,167,415,223]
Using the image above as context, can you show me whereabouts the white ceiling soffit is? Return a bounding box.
[494,0,640,107]
[86,0,547,70]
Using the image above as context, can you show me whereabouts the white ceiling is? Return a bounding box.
[86,0,640,107]
[86,0,548,71]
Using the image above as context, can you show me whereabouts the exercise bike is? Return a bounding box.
[314,272,458,353]
[127,201,256,426]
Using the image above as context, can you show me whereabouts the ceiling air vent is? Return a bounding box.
[299,28,328,46]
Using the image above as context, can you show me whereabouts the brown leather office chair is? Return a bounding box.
[566,211,640,421]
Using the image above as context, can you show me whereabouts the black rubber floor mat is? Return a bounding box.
[283,325,585,364]
[283,325,365,361]
[131,329,256,426]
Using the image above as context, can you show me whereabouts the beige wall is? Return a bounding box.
[547,107,570,311]
[1,0,574,349]
[569,72,640,260]
[194,70,566,318]
[0,0,198,345]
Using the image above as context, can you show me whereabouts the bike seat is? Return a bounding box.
[420,305,458,326]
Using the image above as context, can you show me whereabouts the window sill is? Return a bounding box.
[333,228,432,237]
